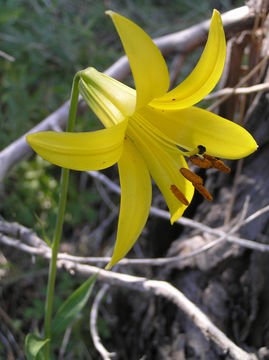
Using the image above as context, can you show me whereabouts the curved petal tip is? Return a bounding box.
[106,9,169,109]
[105,10,114,17]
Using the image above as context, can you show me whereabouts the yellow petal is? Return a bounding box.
[128,117,194,224]
[106,10,169,110]
[140,106,257,159]
[150,10,226,110]
[107,137,152,268]
[80,68,136,127]
[26,120,127,171]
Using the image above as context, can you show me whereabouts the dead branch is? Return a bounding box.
[0,50,15,62]
[0,5,256,182]
[3,199,269,359]
[1,196,269,269]
[90,285,116,360]
[88,171,269,253]
[205,82,269,100]
[207,55,269,111]
[0,233,258,360]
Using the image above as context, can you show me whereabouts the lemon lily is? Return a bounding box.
[27,10,257,268]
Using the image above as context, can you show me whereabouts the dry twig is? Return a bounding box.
[0,50,15,62]
[90,285,116,360]
[0,229,259,360]
[1,198,269,268]
[1,197,267,359]
[207,55,268,111]
[205,82,269,100]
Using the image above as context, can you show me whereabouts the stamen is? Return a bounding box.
[194,184,213,201]
[203,154,231,173]
[212,159,231,173]
[179,167,213,202]
[203,154,214,160]
[190,155,212,169]
[180,167,203,185]
[170,184,189,206]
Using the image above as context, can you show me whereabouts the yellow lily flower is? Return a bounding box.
[27,10,257,268]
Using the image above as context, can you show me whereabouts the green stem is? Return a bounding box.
[44,73,80,359]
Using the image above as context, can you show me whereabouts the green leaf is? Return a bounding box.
[52,274,97,337]
[25,333,49,360]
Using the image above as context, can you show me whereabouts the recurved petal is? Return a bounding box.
[106,137,152,268]
[106,11,169,110]
[26,120,127,171]
[128,118,194,224]
[150,10,226,110]
[141,106,257,159]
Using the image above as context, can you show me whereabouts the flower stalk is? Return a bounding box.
[44,73,80,359]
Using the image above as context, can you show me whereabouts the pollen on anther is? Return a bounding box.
[195,184,213,201]
[212,159,231,173]
[190,156,211,169]
[180,167,203,185]
[170,184,189,206]
[203,155,231,173]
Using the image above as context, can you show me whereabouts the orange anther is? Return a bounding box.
[203,154,231,173]
[180,167,203,185]
[170,184,189,206]
[203,154,216,162]
[190,156,212,169]
[211,159,231,173]
[195,184,213,201]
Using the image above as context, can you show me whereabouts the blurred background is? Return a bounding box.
[3,1,267,359]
